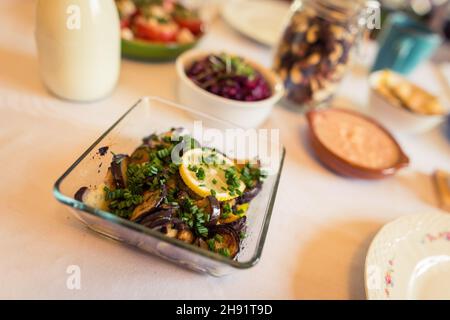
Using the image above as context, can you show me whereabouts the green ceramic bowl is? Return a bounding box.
[121,38,199,61]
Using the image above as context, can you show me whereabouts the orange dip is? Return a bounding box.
[313,110,400,169]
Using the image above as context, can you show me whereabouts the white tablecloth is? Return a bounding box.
[1,0,449,299]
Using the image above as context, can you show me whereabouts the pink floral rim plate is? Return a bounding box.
[365,212,450,300]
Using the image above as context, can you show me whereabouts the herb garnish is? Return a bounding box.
[224,167,241,195]
[218,248,231,257]
[180,198,209,237]
[239,163,267,188]
[196,167,205,180]
[104,186,143,219]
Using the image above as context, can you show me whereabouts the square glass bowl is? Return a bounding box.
[53,97,285,276]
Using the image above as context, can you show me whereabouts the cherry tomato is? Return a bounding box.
[120,18,130,29]
[134,16,178,43]
[175,17,204,36]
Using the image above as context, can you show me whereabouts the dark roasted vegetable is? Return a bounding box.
[171,218,187,230]
[161,224,179,238]
[130,186,167,221]
[111,154,129,189]
[165,175,178,194]
[142,133,163,149]
[208,225,240,258]
[177,229,195,244]
[145,216,173,229]
[129,145,151,165]
[159,202,180,211]
[74,186,88,202]
[194,237,209,250]
[165,127,185,139]
[207,196,221,226]
[227,215,247,234]
[76,185,110,212]
[98,146,109,156]
[139,209,174,228]
[104,168,116,189]
[176,190,190,202]
[236,182,262,204]
[196,196,221,226]
[143,128,184,150]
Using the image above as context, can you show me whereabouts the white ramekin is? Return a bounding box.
[175,49,284,129]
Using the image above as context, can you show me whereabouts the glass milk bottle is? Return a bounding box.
[35,0,120,102]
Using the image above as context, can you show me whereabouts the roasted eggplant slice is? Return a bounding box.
[177,229,195,244]
[207,196,221,226]
[104,168,116,189]
[161,224,179,238]
[194,238,209,250]
[208,225,240,258]
[176,190,190,202]
[73,184,108,211]
[144,216,173,229]
[143,128,184,149]
[74,186,88,202]
[130,186,167,221]
[142,133,161,149]
[236,182,262,204]
[139,209,173,228]
[159,202,180,211]
[165,175,178,194]
[129,145,150,165]
[196,196,221,226]
[164,127,185,139]
[111,154,129,189]
[171,218,187,230]
[227,215,247,234]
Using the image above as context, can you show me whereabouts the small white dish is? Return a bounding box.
[221,0,291,47]
[368,70,447,134]
[365,212,450,300]
[175,49,284,129]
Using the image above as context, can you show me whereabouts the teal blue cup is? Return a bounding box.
[372,13,442,75]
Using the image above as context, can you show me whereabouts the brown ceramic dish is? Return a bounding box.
[306,108,409,179]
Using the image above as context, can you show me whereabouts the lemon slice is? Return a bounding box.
[179,148,245,201]
[220,203,250,224]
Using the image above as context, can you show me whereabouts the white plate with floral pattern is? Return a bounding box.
[365,213,450,300]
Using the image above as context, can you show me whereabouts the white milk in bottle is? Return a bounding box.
[35,0,120,102]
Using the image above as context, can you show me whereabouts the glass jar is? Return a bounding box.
[273,0,367,112]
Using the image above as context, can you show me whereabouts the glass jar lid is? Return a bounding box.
[301,0,368,23]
